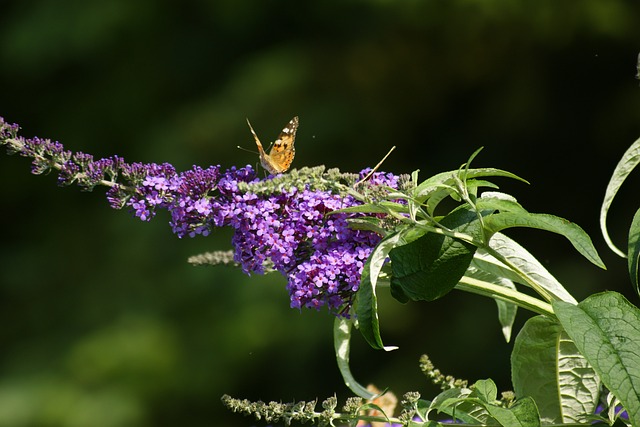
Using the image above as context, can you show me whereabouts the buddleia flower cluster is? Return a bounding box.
[0,117,400,315]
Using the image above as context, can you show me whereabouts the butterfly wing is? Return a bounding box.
[246,118,266,154]
[266,116,298,173]
[246,118,275,172]
[246,116,298,174]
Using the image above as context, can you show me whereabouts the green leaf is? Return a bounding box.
[331,203,398,215]
[484,397,540,427]
[429,388,493,424]
[468,179,500,193]
[411,169,420,187]
[600,136,640,258]
[470,378,498,403]
[355,259,383,350]
[424,187,456,216]
[345,217,388,235]
[464,146,484,168]
[389,208,479,302]
[495,294,517,343]
[476,191,527,214]
[414,168,528,201]
[431,381,541,427]
[333,318,377,399]
[483,212,605,269]
[511,315,600,424]
[421,180,499,217]
[553,292,640,427]
[475,233,576,303]
[628,207,640,296]
[355,232,404,350]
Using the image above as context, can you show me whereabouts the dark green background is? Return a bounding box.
[1,1,639,425]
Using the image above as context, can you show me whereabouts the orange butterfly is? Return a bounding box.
[246,116,298,174]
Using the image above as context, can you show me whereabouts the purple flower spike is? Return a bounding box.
[0,116,402,315]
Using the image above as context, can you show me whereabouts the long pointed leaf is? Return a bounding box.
[414,168,528,201]
[483,212,605,269]
[628,207,640,296]
[600,136,640,258]
[334,318,377,399]
[355,261,384,350]
[475,233,576,303]
[332,202,408,215]
[355,232,403,350]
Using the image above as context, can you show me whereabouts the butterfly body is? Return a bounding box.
[246,116,298,174]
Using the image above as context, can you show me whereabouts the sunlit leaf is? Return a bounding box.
[345,217,388,235]
[511,315,600,424]
[470,378,498,402]
[628,207,640,296]
[483,212,605,269]
[600,136,640,258]
[554,292,640,426]
[428,388,492,424]
[355,232,403,350]
[430,380,541,427]
[476,191,527,214]
[331,202,399,215]
[474,233,576,303]
[484,397,540,427]
[333,318,377,399]
[414,168,528,202]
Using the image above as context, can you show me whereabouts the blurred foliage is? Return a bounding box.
[1,0,640,425]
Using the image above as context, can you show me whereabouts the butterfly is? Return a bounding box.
[246,116,298,174]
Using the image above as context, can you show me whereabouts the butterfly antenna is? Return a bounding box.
[355,146,396,186]
[236,145,259,155]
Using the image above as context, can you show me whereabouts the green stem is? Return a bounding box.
[455,276,554,317]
